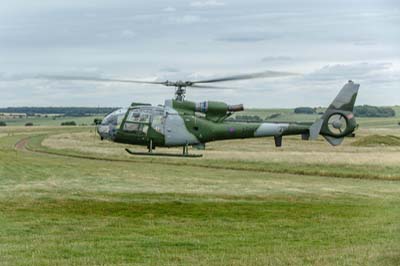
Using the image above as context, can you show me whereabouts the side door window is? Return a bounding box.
[123,108,151,135]
[151,109,165,134]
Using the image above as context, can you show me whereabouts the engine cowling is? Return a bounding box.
[195,101,244,122]
[170,99,244,122]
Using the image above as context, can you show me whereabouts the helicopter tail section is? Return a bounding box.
[310,81,360,146]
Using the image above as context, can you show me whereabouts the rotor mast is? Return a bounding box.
[172,80,192,101]
[175,86,186,101]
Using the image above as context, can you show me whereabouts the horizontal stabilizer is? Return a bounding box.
[323,135,344,146]
[309,119,323,140]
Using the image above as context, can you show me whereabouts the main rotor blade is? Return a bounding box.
[191,70,297,84]
[36,75,167,85]
[190,84,237,90]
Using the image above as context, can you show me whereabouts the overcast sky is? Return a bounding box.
[0,0,399,107]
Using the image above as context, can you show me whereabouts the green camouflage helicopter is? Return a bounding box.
[48,72,360,157]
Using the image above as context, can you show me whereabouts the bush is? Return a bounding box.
[93,118,102,125]
[354,105,395,117]
[0,121,6,127]
[61,121,77,126]
[294,107,315,114]
[25,122,33,126]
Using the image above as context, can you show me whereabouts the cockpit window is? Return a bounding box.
[126,108,151,123]
[152,113,165,134]
[102,108,127,126]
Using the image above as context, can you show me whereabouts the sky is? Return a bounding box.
[0,0,399,108]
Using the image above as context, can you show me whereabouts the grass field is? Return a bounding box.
[0,117,400,265]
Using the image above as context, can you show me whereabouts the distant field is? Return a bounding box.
[0,124,400,265]
[0,115,102,126]
[235,107,400,128]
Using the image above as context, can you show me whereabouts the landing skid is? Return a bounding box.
[125,149,203,158]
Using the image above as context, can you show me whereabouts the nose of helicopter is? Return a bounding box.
[96,108,127,140]
[97,124,111,140]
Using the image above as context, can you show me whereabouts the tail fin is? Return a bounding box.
[310,81,360,146]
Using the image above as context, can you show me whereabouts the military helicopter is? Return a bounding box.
[45,71,360,157]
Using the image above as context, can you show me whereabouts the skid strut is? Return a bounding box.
[125,141,202,158]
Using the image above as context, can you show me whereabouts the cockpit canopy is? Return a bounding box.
[98,106,166,140]
[101,108,128,126]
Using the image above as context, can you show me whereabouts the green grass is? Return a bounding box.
[1,128,400,265]
[26,133,400,181]
[1,193,399,265]
[352,135,400,147]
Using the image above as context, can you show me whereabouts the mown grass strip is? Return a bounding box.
[22,134,400,181]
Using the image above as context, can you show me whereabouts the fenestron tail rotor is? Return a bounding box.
[327,113,348,136]
[36,70,298,101]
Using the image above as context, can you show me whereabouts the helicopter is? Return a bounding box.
[44,71,360,157]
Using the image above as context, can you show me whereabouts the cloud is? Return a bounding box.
[261,56,293,62]
[0,1,399,107]
[163,7,176,12]
[120,30,136,39]
[190,1,225,8]
[168,15,205,24]
[159,67,180,73]
[217,33,280,43]
[353,40,377,46]
[304,63,392,81]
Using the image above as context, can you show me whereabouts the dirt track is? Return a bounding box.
[15,138,29,151]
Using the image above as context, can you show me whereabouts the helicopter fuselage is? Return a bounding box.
[97,99,312,148]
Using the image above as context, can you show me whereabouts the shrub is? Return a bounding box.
[0,121,6,127]
[25,122,33,126]
[354,105,395,117]
[93,118,103,125]
[294,107,315,114]
[61,121,77,126]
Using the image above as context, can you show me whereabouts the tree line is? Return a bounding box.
[294,105,396,118]
[0,107,119,116]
